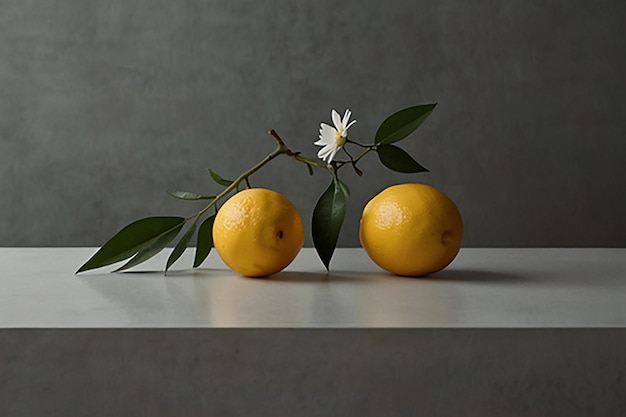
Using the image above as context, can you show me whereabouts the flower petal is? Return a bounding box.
[331,109,342,130]
[319,123,336,142]
[342,109,352,127]
[315,135,333,146]
[327,146,340,163]
[317,145,334,161]
[344,119,356,132]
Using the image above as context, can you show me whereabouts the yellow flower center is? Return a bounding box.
[334,129,347,147]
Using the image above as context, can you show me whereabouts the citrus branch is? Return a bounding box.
[269,129,329,170]
[189,130,329,222]
[191,145,286,220]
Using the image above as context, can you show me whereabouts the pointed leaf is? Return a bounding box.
[377,144,429,173]
[165,221,198,273]
[312,178,349,270]
[76,217,185,273]
[375,103,437,145]
[207,168,233,187]
[114,222,184,272]
[194,215,216,267]
[168,190,215,200]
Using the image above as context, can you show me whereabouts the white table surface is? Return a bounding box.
[1,247,625,328]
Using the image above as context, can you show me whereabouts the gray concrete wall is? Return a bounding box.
[2,0,625,247]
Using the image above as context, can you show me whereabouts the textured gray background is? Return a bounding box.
[1,0,625,247]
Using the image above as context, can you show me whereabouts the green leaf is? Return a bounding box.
[306,163,314,176]
[377,144,429,173]
[114,222,184,272]
[168,190,215,200]
[312,178,350,271]
[194,215,216,268]
[375,103,437,145]
[165,221,198,273]
[76,217,185,273]
[207,168,234,187]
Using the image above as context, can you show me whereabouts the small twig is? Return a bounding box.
[346,138,369,148]
[341,147,363,176]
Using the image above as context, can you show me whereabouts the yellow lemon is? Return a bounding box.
[359,183,463,276]
[213,188,304,277]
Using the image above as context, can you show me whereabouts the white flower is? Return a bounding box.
[314,109,356,163]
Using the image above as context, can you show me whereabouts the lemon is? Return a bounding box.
[359,183,463,276]
[213,188,304,277]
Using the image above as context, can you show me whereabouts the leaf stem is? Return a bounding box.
[353,147,375,164]
[345,138,369,148]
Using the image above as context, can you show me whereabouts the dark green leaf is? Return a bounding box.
[76,217,185,273]
[375,103,437,145]
[114,222,183,272]
[207,168,233,187]
[168,190,215,200]
[312,178,350,271]
[377,144,429,173]
[194,215,216,268]
[307,163,314,176]
[165,221,198,273]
